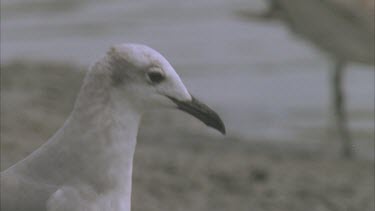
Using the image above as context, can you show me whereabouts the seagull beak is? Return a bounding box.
[167,95,226,135]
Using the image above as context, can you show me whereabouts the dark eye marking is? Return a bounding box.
[147,71,165,84]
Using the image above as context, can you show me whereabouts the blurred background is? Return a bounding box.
[1,0,374,210]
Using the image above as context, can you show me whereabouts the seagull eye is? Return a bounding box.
[147,71,165,84]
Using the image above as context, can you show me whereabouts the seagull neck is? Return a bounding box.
[64,65,142,196]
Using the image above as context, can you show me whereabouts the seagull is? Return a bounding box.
[238,0,374,158]
[0,43,225,211]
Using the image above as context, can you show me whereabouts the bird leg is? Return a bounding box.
[331,60,353,158]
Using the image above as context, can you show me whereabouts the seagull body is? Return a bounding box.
[238,0,374,158]
[0,44,225,211]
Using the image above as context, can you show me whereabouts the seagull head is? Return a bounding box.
[105,43,225,134]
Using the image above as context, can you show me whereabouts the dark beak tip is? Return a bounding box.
[212,119,226,135]
[220,125,226,135]
[192,104,226,135]
[218,127,226,135]
[167,95,226,135]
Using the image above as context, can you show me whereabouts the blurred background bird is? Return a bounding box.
[238,0,375,158]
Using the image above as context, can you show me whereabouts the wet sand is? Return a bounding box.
[1,62,373,211]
